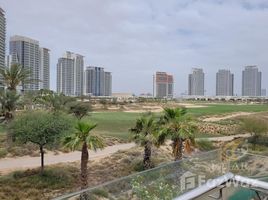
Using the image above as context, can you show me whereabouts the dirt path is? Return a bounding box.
[0,143,135,175]
[197,133,251,142]
[203,112,253,122]
[0,133,251,175]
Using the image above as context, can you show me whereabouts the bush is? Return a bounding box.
[92,188,109,198]
[248,136,268,146]
[7,144,40,157]
[196,139,215,151]
[131,176,179,200]
[0,148,7,158]
[132,160,145,172]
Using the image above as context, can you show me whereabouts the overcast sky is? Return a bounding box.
[1,0,268,96]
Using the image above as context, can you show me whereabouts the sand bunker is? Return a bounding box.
[203,112,253,122]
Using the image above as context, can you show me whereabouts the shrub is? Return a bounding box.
[91,188,109,198]
[196,139,215,151]
[131,176,179,200]
[132,159,145,172]
[0,148,7,158]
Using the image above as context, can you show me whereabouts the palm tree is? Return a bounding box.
[130,113,157,169]
[160,107,196,161]
[0,90,20,121]
[64,121,104,189]
[0,63,36,91]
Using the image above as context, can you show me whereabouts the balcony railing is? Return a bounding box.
[53,149,268,200]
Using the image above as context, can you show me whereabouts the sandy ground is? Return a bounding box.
[198,133,251,142]
[124,104,207,113]
[0,143,135,175]
[0,133,251,175]
[203,112,253,122]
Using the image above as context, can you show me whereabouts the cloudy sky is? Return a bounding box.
[1,0,268,96]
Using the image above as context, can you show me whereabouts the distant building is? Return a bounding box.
[112,93,133,99]
[188,68,205,96]
[139,93,153,98]
[216,69,234,96]
[9,35,50,91]
[242,66,261,96]
[0,8,5,90]
[57,51,84,96]
[84,66,112,96]
[104,72,112,96]
[39,47,50,90]
[261,89,266,97]
[153,72,174,98]
[5,55,12,68]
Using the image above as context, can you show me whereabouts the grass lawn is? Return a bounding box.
[0,104,266,141]
[86,112,142,140]
[187,104,268,116]
[85,104,268,140]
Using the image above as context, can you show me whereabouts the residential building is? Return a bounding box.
[188,68,205,96]
[153,72,174,98]
[0,8,5,90]
[5,55,12,68]
[84,66,112,96]
[10,35,40,91]
[9,35,50,91]
[112,93,133,101]
[261,89,266,96]
[39,47,50,90]
[57,51,84,96]
[216,69,234,96]
[104,72,112,96]
[242,66,261,96]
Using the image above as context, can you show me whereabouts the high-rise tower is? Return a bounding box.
[57,51,84,96]
[242,66,261,96]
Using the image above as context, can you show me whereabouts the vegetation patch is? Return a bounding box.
[196,139,215,151]
[0,146,173,200]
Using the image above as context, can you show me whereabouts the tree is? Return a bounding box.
[160,107,197,161]
[34,89,75,113]
[0,63,37,91]
[130,113,157,169]
[240,117,268,150]
[64,121,104,189]
[10,111,73,174]
[0,90,20,121]
[68,102,92,120]
[19,91,38,110]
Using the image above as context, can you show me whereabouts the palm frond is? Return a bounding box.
[63,135,81,150]
[86,134,105,151]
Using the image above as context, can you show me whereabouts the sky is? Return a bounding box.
[1,0,268,96]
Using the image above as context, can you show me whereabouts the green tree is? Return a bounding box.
[0,63,37,91]
[0,90,20,121]
[160,107,197,161]
[68,102,92,120]
[240,117,268,150]
[64,121,104,189]
[10,111,73,174]
[19,91,38,110]
[130,113,157,169]
[34,89,75,113]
